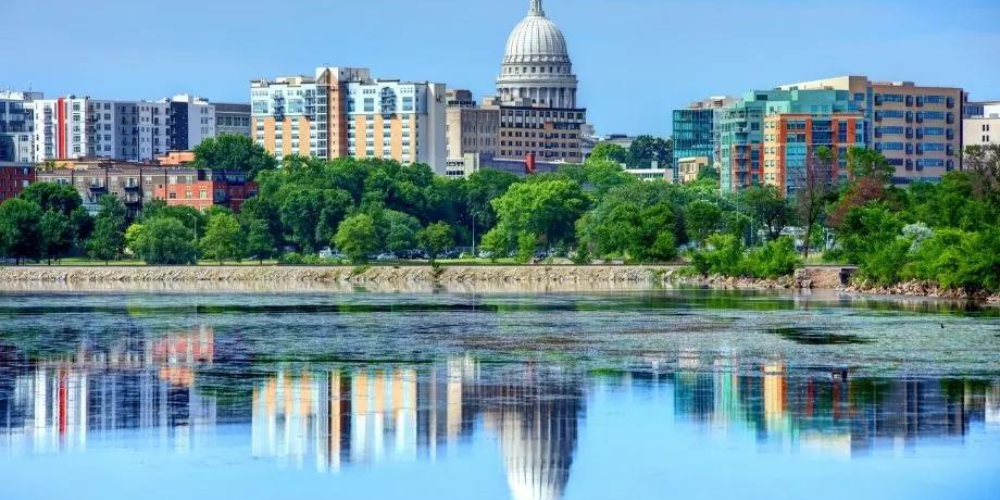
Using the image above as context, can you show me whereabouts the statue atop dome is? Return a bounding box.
[529,0,545,16]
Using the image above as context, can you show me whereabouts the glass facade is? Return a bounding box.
[672,109,715,179]
[717,89,861,193]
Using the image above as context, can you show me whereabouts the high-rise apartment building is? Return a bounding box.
[779,76,963,184]
[165,95,216,151]
[717,88,862,193]
[33,97,171,162]
[250,67,447,173]
[963,101,1000,150]
[495,0,586,163]
[0,91,41,163]
[32,95,231,162]
[672,96,736,179]
[214,103,252,138]
[763,113,866,194]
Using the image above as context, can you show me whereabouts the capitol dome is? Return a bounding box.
[497,0,579,109]
[503,3,570,64]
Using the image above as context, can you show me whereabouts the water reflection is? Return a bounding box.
[1,324,999,500]
[668,355,996,456]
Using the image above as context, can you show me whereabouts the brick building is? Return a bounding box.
[35,158,255,215]
[0,162,34,202]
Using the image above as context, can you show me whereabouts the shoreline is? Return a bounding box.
[0,264,995,303]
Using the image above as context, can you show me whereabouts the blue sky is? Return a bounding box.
[4,0,999,136]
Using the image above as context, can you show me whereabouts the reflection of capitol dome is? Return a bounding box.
[497,0,579,109]
[481,371,581,500]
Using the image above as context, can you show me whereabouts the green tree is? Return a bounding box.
[193,134,278,180]
[516,231,537,264]
[480,228,509,261]
[245,220,277,265]
[140,201,206,238]
[964,144,1000,209]
[382,210,422,253]
[697,166,720,182]
[743,185,792,242]
[588,143,628,164]
[627,136,671,170]
[86,196,128,264]
[578,159,637,196]
[490,179,588,250]
[20,182,82,214]
[577,201,677,262]
[132,217,199,265]
[240,196,284,243]
[200,212,246,264]
[334,214,378,264]
[38,211,74,265]
[0,198,43,264]
[793,147,836,259]
[684,200,723,247]
[279,188,354,253]
[846,146,894,183]
[466,169,520,235]
[416,222,455,264]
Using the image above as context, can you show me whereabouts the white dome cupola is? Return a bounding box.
[497,0,579,109]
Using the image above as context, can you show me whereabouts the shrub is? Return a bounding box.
[747,237,800,279]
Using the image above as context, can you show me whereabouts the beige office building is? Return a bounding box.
[445,90,500,177]
[677,156,710,184]
[963,101,1000,150]
[779,76,964,183]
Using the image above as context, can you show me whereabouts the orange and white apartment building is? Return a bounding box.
[250,67,447,174]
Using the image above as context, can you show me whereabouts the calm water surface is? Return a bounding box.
[0,289,998,500]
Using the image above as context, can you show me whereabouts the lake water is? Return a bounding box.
[0,289,998,500]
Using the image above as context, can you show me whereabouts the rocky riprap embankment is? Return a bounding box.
[844,280,1000,304]
[0,265,682,291]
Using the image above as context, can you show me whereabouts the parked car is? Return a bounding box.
[376,253,398,262]
[318,247,346,260]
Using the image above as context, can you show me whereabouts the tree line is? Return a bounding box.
[2,137,998,295]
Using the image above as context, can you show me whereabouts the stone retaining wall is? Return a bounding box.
[0,264,885,295]
[0,265,679,289]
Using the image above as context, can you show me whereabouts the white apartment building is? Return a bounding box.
[33,95,231,162]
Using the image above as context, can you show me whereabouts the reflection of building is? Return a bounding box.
[666,357,993,456]
[247,360,583,500]
[987,383,1000,427]
[0,328,218,455]
[251,368,419,471]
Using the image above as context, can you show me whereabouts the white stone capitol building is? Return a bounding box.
[496,0,585,162]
